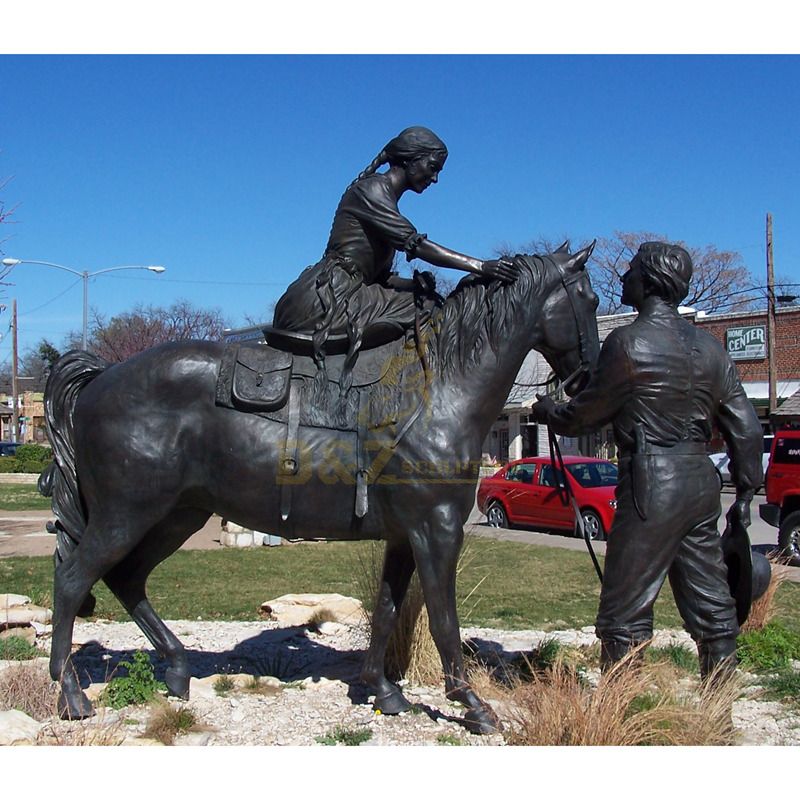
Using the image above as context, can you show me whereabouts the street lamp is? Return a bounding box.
[1,258,166,350]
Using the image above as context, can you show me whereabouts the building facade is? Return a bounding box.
[483,305,800,464]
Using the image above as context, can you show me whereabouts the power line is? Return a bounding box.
[18,277,82,317]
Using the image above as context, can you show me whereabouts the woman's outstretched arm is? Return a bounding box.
[413,239,518,283]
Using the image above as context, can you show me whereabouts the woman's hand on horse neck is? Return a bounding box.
[414,239,518,284]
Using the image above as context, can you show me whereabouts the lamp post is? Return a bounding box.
[1,258,166,350]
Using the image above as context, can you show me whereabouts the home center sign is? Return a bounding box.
[726,324,766,360]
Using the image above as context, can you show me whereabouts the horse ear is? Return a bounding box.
[571,240,596,271]
[554,240,570,254]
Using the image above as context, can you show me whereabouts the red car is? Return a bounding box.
[477,456,618,540]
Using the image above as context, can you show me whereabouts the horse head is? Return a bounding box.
[527,241,600,396]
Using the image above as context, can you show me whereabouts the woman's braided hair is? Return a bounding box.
[351,126,448,186]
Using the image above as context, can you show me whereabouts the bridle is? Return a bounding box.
[512,253,605,582]
[546,257,604,582]
[513,254,598,394]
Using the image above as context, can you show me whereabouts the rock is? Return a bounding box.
[122,736,165,746]
[1,604,52,626]
[175,731,213,746]
[221,530,254,548]
[259,593,364,626]
[31,622,52,637]
[190,675,225,700]
[85,682,110,702]
[315,621,347,636]
[0,594,31,608]
[0,625,36,644]
[189,673,271,700]
[0,709,43,745]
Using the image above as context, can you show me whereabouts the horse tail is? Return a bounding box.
[39,351,110,596]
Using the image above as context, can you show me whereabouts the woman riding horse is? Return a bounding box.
[273,126,517,371]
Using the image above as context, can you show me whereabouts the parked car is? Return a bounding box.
[709,435,774,489]
[0,442,20,457]
[759,428,800,566]
[477,456,618,540]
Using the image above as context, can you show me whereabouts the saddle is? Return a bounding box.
[215,327,427,522]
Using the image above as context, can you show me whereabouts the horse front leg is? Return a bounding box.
[410,512,501,735]
[360,539,416,714]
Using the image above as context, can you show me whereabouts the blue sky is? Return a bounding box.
[2,53,799,363]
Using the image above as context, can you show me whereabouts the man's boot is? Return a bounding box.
[697,636,738,741]
[698,637,738,686]
[600,638,644,672]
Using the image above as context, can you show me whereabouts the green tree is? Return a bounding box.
[18,339,61,391]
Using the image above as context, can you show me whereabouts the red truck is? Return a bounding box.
[759,426,800,566]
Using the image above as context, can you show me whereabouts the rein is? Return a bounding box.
[547,429,604,584]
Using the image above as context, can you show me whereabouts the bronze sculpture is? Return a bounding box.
[40,237,600,729]
[273,126,516,386]
[532,242,764,681]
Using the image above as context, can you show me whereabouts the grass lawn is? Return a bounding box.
[3,536,799,634]
[0,484,51,511]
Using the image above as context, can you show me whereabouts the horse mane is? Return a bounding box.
[426,254,547,378]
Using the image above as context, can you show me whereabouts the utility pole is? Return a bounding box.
[11,299,19,443]
[766,213,777,418]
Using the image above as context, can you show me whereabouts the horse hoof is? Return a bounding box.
[165,667,191,699]
[463,707,502,735]
[58,690,94,720]
[373,689,412,715]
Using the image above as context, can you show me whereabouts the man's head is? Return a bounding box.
[621,241,693,308]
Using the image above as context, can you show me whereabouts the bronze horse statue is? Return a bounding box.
[40,243,599,732]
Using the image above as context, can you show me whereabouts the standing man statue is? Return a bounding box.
[532,241,763,681]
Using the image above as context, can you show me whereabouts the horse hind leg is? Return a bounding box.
[360,539,416,715]
[102,509,212,700]
[50,529,133,719]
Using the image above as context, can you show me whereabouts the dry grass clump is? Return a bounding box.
[243,675,283,697]
[38,710,127,746]
[0,661,59,721]
[386,582,442,684]
[143,700,201,745]
[741,559,789,633]
[353,537,481,686]
[486,649,741,746]
[308,607,339,631]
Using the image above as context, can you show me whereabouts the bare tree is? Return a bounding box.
[0,173,19,308]
[589,231,758,315]
[79,300,229,363]
[498,231,758,315]
[495,234,591,260]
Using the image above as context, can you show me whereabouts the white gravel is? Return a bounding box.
[24,618,800,746]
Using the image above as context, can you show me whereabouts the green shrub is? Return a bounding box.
[646,645,699,673]
[764,669,800,704]
[0,635,40,660]
[0,458,18,473]
[315,726,372,746]
[738,622,800,672]
[13,444,52,474]
[101,651,167,709]
[14,444,51,462]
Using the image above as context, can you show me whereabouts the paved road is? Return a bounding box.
[2,489,797,582]
[465,488,800,583]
